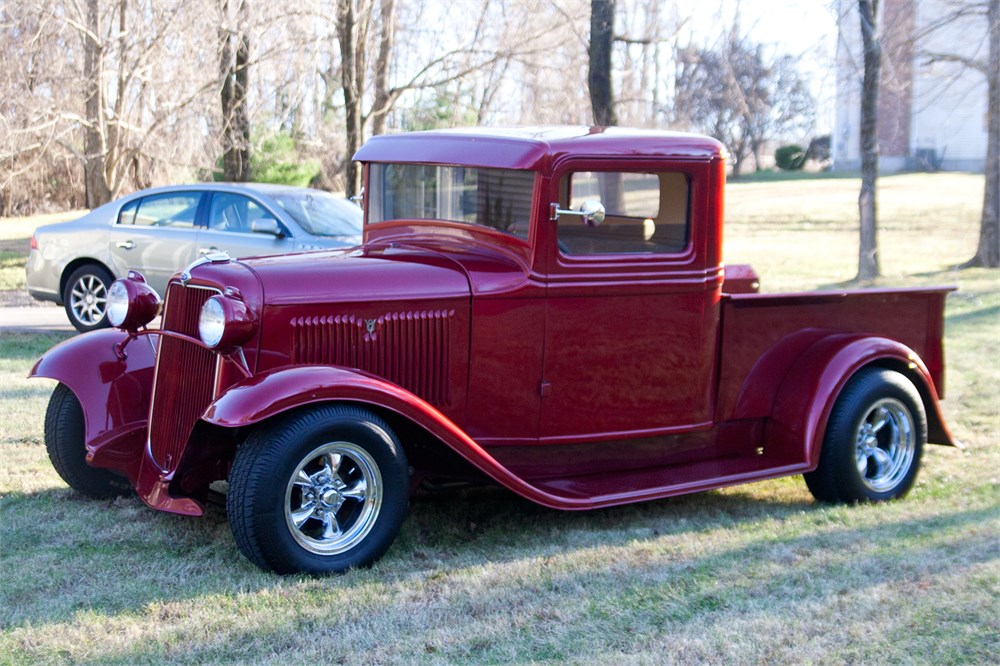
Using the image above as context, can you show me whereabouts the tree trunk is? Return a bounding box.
[338,0,363,198]
[220,0,251,182]
[588,0,616,126]
[966,0,999,268]
[369,0,396,137]
[857,0,882,280]
[83,0,111,208]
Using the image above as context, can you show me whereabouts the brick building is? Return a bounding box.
[833,0,990,172]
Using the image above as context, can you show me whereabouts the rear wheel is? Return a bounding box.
[227,405,409,575]
[63,264,114,332]
[804,368,925,503]
[45,383,133,499]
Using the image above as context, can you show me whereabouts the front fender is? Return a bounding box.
[30,329,155,469]
[766,335,956,470]
[202,365,592,510]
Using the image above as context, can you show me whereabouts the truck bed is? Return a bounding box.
[716,286,953,423]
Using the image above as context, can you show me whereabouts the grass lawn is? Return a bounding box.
[1,174,997,664]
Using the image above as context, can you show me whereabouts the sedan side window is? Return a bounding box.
[209,193,281,234]
[131,193,201,228]
[558,171,689,255]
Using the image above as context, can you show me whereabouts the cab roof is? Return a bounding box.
[353,126,727,172]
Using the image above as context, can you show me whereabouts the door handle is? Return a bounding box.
[198,247,220,256]
[116,240,135,250]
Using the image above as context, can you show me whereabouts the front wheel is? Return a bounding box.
[227,405,409,575]
[804,368,926,503]
[45,383,133,499]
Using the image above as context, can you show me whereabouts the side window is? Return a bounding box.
[558,171,689,255]
[132,193,201,228]
[208,193,280,234]
[118,199,139,225]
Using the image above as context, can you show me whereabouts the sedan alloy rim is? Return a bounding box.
[69,274,108,325]
[284,441,383,555]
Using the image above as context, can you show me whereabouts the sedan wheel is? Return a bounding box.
[63,265,114,332]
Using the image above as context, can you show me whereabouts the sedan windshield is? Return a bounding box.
[368,164,535,239]
[270,191,363,237]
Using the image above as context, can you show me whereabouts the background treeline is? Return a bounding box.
[1,0,820,216]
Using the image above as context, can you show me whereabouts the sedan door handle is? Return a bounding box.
[198,247,220,256]
[116,240,135,250]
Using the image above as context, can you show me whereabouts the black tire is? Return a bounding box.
[45,383,133,499]
[63,264,114,332]
[227,405,409,575]
[804,368,926,503]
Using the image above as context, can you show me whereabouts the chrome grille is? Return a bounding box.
[291,310,454,406]
[148,283,218,471]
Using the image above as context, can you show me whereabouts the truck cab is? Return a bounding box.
[32,127,955,575]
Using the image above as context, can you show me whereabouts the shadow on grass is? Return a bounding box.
[10,495,997,664]
[946,303,1000,326]
[5,475,992,637]
[0,482,815,629]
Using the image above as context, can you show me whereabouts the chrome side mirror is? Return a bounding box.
[549,199,606,227]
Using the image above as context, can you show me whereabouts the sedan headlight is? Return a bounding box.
[198,289,256,352]
[107,271,160,332]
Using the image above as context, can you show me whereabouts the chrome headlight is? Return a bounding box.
[198,289,256,351]
[107,271,160,332]
[107,281,130,327]
[198,297,226,348]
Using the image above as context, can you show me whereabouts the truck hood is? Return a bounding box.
[239,244,473,305]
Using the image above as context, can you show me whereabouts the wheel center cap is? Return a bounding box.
[321,488,341,507]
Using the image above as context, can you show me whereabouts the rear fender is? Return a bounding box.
[202,365,586,510]
[766,335,956,470]
[29,329,156,470]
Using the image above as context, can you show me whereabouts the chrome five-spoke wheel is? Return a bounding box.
[228,405,409,575]
[854,398,915,493]
[804,367,926,503]
[285,442,383,555]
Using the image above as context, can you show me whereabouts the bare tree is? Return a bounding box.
[857,0,882,280]
[589,0,616,126]
[219,0,251,182]
[673,30,814,177]
[975,0,1000,267]
[925,0,1000,268]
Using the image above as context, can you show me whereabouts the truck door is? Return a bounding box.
[540,161,721,446]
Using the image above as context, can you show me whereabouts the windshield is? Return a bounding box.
[368,164,535,239]
[270,190,363,237]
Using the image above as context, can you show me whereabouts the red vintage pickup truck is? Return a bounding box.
[32,127,956,575]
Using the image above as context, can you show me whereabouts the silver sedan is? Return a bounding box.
[26,183,363,331]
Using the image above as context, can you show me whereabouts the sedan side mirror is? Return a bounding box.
[251,218,285,238]
[549,199,606,227]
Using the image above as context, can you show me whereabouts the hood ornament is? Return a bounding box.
[180,252,232,285]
